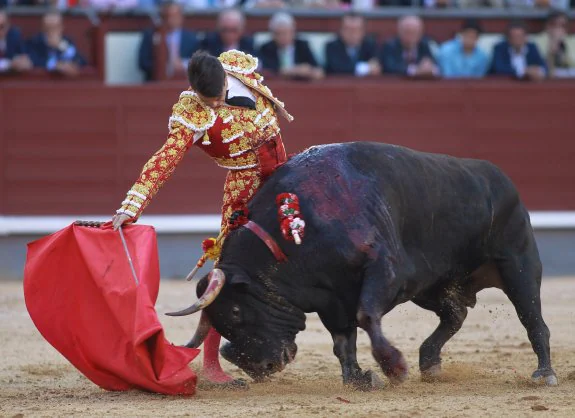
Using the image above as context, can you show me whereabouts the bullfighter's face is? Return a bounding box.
[199,267,305,380]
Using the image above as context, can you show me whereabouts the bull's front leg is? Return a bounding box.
[332,329,385,391]
[357,261,409,385]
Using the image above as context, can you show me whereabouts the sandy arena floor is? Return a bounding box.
[1,278,574,417]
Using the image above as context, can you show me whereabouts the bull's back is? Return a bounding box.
[276,142,522,253]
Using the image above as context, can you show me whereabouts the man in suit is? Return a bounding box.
[27,11,86,77]
[200,8,255,58]
[490,20,546,81]
[532,10,574,78]
[139,2,199,81]
[379,15,438,78]
[259,12,323,80]
[324,12,380,76]
[0,9,32,74]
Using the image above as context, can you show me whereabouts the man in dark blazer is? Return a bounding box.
[490,21,546,81]
[27,11,85,77]
[0,9,32,73]
[258,12,323,80]
[379,15,438,78]
[139,2,199,81]
[324,12,379,76]
[200,8,255,58]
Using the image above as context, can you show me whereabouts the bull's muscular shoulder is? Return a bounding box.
[169,90,217,132]
[218,49,259,75]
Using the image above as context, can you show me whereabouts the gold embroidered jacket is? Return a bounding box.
[117,50,293,220]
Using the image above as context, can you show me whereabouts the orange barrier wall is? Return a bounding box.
[0,78,573,216]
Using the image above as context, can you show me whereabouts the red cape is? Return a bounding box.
[24,223,200,395]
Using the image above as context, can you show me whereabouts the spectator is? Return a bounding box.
[505,0,569,10]
[259,12,323,80]
[533,10,575,78]
[438,19,489,79]
[200,8,255,57]
[490,21,546,81]
[82,0,139,11]
[26,12,86,77]
[0,9,32,74]
[139,2,199,81]
[324,12,380,76]
[183,0,243,8]
[379,15,438,78]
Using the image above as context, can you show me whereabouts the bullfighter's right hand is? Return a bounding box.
[112,213,132,230]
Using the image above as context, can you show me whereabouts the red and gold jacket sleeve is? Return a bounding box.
[116,91,216,220]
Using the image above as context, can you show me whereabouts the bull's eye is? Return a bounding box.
[232,306,241,317]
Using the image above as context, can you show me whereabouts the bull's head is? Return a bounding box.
[166,265,306,380]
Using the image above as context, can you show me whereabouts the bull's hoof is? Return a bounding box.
[382,354,409,385]
[420,364,442,382]
[531,369,558,386]
[347,370,385,391]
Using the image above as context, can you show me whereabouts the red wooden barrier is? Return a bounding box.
[0,79,573,216]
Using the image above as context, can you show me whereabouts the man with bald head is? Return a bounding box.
[27,11,86,77]
[379,15,438,78]
[201,8,255,57]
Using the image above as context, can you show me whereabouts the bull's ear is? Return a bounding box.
[230,273,251,286]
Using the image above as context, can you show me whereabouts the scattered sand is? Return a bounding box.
[1,278,574,417]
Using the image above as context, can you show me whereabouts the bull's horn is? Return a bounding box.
[165,268,226,317]
[183,311,212,348]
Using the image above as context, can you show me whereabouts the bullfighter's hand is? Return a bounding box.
[112,213,132,230]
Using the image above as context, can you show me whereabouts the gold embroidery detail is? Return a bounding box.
[213,153,258,169]
[218,50,258,74]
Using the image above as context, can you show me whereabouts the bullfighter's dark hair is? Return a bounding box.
[187,51,226,99]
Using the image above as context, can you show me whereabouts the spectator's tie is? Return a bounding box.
[279,47,293,71]
[404,49,416,65]
[0,40,5,59]
[166,32,179,77]
[347,47,358,64]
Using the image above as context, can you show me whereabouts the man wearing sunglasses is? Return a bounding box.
[0,9,32,74]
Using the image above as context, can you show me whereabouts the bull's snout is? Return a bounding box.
[220,342,297,380]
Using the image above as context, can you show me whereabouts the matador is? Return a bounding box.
[112,50,293,386]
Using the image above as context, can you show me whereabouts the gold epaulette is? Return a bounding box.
[218,49,259,75]
[169,90,217,133]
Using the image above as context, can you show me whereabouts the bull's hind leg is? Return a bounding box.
[357,261,408,385]
[414,263,501,380]
[496,252,558,386]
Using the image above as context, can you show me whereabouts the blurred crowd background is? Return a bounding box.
[1,2,574,82]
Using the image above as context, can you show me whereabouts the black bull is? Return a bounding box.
[170,142,557,389]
